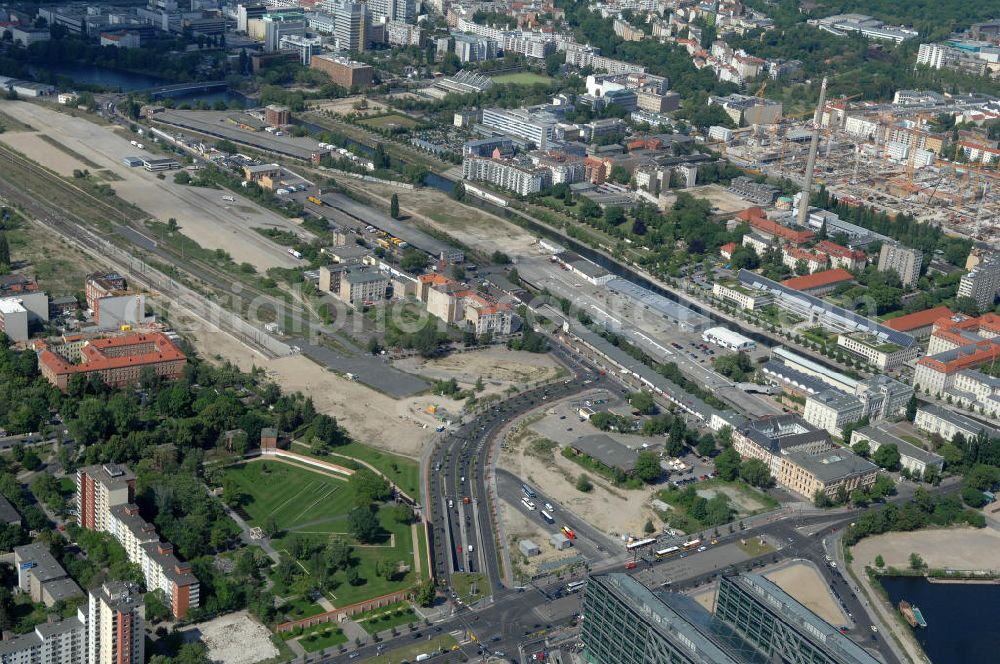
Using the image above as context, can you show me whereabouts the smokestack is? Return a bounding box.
[797,76,828,227]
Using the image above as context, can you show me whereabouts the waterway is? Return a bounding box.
[27,62,248,105]
[879,576,1000,663]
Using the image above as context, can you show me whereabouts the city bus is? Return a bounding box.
[521,497,536,510]
[682,539,701,551]
[540,510,555,524]
[655,546,680,560]
[626,537,657,551]
[565,580,587,593]
[522,484,536,499]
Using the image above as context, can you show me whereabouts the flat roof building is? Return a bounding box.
[850,425,944,477]
[310,54,374,89]
[569,434,641,474]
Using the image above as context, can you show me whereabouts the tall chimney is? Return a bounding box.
[797,77,828,227]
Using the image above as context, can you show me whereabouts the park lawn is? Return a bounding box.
[492,72,553,86]
[368,634,458,664]
[355,602,418,635]
[326,505,418,606]
[222,462,355,542]
[328,441,421,500]
[360,114,419,130]
[451,572,489,604]
[281,595,327,621]
[736,537,775,557]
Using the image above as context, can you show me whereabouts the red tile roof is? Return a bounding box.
[781,268,854,292]
[884,306,953,332]
[39,332,185,376]
[720,242,737,257]
[750,217,815,245]
[816,240,866,261]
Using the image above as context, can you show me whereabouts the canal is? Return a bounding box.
[879,575,1000,663]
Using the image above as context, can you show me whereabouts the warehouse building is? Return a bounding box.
[702,326,756,351]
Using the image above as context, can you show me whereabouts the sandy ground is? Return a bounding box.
[499,414,658,538]
[689,184,756,214]
[0,100,304,270]
[851,527,1000,571]
[310,96,389,116]
[180,611,278,664]
[0,131,89,176]
[690,561,848,626]
[394,347,563,396]
[177,308,444,459]
[500,496,577,576]
[351,182,545,260]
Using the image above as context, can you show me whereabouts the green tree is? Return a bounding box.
[696,433,716,458]
[576,473,593,492]
[852,440,871,458]
[714,446,741,481]
[347,506,382,544]
[875,554,885,568]
[634,451,662,483]
[390,193,400,219]
[905,394,918,422]
[400,249,428,272]
[349,469,391,505]
[909,552,925,570]
[872,443,901,471]
[643,518,655,534]
[738,458,771,487]
[628,391,656,415]
[0,232,10,267]
[414,578,436,606]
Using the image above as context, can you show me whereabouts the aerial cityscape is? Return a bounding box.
[0,0,996,662]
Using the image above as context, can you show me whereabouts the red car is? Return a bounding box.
[625,561,637,570]
[457,545,463,554]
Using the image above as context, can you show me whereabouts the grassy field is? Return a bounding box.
[224,461,423,606]
[359,114,419,130]
[368,634,459,664]
[296,624,349,652]
[329,442,421,499]
[354,602,418,634]
[736,537,775,557]
[451,572,489,604]
[492,72,554,86]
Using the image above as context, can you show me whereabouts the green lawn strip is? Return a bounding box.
[297,440,421,499]
[451,572,489,604]
[491,72,553,85]
[298,626,349,652]
[415,522,429,581]
[354,602,418,635]
[281,595,327,621]
[368,634,458,664]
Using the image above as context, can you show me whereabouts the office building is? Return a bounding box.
[37,332,186,391]
[581,572,880,664]
[836,330,922,370]
[716,574,881,664]
[563,43,646,75]
[261,12,306,52]
[0,297,29,342]
[325,0,366,51]
[77,465,199,619]
[810,14,918,43]
[914,313,1000,395]
[481,106,560,149]
[850,426,944,477]
[366,0,413,23]
[712,280,772,311]
[463,156,550,196]
[709,94,782,126]
[310,54,373,88]
[87,582,143,664]
[279,34,323,65]
[237,3,267,31]
[949,369,1000,419]
[453,33,497,62]
[804,375,912,437]
[877,243,922,287]
[957,257,1000,311]
[385,20,422,46]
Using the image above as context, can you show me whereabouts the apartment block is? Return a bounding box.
[37,332,186,391]
[310,54,373,88]
[815,240,866,271]
[87,582,143,664]
[480,106,560,149]
[0,611,86,664]
[14,543,84,607]
[462,156,550,195]
[949,369,1000,419]
[957,257,1000,311]
[338,269,389,305]
[914,403,999,443]
[77,465,199,619]
[782,244,828,273]
[877,243,922,287]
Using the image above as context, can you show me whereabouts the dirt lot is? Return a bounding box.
[5,217,96,297]
[499,408,659,538]
[500,496,578,576]
[179,611,278,664]
[394,347,563,396]
[690,561,848,626]
[310,96,389,116]
[347,182,544,259]
[851,527,1000,571]
[689,184,755,215]
[0,100,304,269]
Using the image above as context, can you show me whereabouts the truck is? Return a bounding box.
[307,195,323,206]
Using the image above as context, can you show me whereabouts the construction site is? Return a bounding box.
[719,84,1000,245]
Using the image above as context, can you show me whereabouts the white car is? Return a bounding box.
[544,503,554,511]
[697,545,707,552]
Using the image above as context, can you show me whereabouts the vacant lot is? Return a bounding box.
[395,347,563,396]
[6,217,96,297]
[696,482,774,518]
[359,114,420,130]
[492,72,554,86]
[179,611,278,664]
[310,96,388,116]
[851,527,1000,571]
[765,561,848,626]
